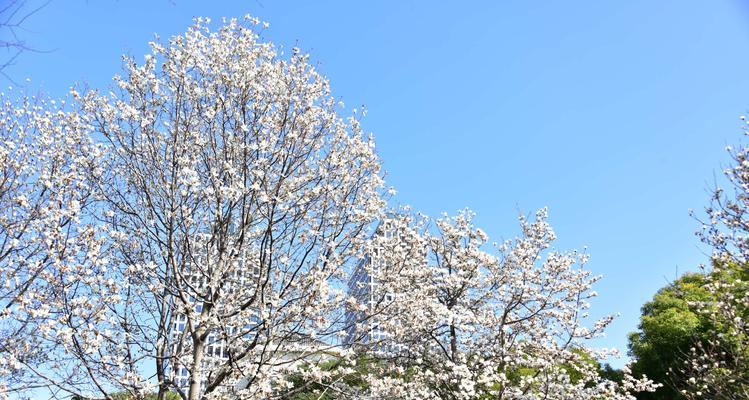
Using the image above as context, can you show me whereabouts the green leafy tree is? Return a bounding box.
[628,263,749,399]
[628,272,714,399]
[280,356,376,399]
[678,263,749,399]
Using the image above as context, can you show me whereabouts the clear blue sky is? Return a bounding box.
[7,0,749,366]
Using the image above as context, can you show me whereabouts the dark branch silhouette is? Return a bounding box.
[0,0,51,84]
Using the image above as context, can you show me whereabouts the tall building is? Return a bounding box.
[167,238,345,395]
[169,310,262,392]
[167,243,262,394]
[343,220,395,349]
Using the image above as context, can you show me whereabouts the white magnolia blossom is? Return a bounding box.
[0,94,110,398]
[354,209,658,399]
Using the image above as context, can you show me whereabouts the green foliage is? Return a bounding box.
[474,349,624,398]
[281,356,377,399]
[146,393,181,400]
[84,391,182,400]
[628,263,749,399]
[628,272,713,399]
[598,363,624,383]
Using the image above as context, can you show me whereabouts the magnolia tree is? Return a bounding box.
[83,16,386,400]
[673,265,749,400]
[1,16,385,400]
[680,126,749,399]
[343,209,658,399]
[0,95,109,398]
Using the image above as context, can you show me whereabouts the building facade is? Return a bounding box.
[343,220,395,349]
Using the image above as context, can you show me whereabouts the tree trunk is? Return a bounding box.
[188,332,206,400]
[450,324,458,361]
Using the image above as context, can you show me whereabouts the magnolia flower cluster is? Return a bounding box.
[0,95,125,398]
[341,208,658,399]
[679,123,749,399]
[0,15,658,400]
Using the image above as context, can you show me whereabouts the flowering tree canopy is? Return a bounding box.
[0,16,658,400]
[0,94,109,397]
[347,209,658,400]
[3,17,384,400]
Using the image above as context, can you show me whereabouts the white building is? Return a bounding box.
[167,238,346,396]
[167,243,262,394]
[343,220,396,349]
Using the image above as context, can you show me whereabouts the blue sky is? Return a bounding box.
[7,0,749,366]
